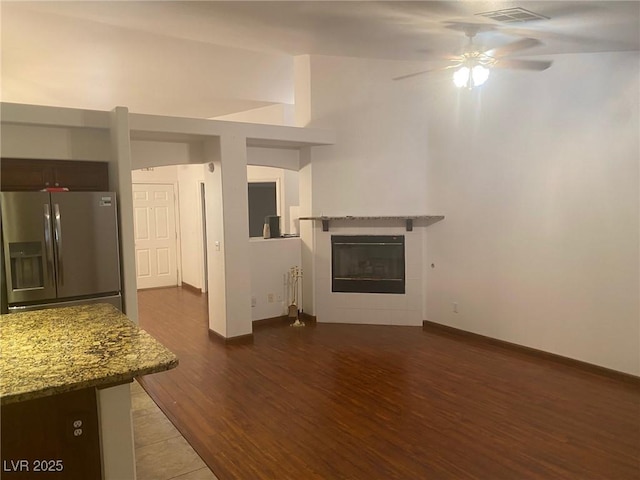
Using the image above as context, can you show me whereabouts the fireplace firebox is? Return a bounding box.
[331,235,405,294]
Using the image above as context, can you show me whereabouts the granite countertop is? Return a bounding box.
[0,303,178,405]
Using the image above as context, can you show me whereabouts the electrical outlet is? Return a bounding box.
[66,413,87,442]
[277,294,282,302]
[251,296,256,307]
[453,302,458,314]
[268,293,274,303]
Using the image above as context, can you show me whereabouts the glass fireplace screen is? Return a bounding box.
[331,235,405,294]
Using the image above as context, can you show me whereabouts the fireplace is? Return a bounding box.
[331,235,405,294]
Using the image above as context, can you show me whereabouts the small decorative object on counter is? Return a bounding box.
[265,215,280,238]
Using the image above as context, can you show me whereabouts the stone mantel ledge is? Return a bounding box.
[0,303,178,405]
[298,215,444,231]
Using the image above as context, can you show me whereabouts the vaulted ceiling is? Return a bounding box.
[2,1,638,118]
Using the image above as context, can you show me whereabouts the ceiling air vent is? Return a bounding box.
[476,7,549,23]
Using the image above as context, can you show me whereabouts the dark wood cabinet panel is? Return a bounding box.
[0,159,54,191]
[1,388,102,479]
[1,159,109,192]
[52,162,109,191]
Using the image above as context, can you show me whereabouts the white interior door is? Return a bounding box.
[133,184,178,289]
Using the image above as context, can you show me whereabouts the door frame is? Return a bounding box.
[200,182,208,293]
[131,182,182,288]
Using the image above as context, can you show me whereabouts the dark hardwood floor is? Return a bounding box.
[137,287,640,480]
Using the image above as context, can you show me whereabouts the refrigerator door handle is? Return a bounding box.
[43,203,54,285]
[53,203,63,285]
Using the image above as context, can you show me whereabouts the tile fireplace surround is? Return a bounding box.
[302,216,444,327]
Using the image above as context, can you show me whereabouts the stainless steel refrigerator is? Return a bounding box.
[0,191,122,313]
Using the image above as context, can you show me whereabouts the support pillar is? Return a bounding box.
[204,135,252,339]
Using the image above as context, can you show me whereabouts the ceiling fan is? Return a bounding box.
[394,26,553,88]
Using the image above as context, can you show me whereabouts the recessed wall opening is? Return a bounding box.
[247,181,277,237]
[331,235,405,294]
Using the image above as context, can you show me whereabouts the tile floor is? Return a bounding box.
[131,380,219,480]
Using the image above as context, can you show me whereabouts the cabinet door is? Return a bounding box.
[1,159,109,192]
[0,388,102,479]
[53,161,109,191]
[0,158,54,191]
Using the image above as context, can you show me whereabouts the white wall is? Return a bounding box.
[131,165,178,184]
[424,51,639,375]
[1,124,111,160]
[2,4,295,118]
[247,146,299,170]
[284,169,300,234]
[298,52,639,375]
[203,142,227,334]
[215,103,294,126]
[303,55,429,216]
[249,237,302,320]
[131,140,204,169]
[176,164,207,290]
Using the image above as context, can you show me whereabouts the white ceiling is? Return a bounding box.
[2,1,638,118]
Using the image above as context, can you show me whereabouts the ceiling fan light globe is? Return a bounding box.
[472,65,490,86]
[453,67,470,88]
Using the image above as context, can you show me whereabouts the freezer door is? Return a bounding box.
[51,192,121,298]
[0,192,57,304]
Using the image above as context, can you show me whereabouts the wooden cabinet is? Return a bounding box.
[1,159,109,192]
[1,388,102,479]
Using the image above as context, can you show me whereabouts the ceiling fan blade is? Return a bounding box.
[484,37,542,57]
[392,70,435,81]
[443,21,496,35]
[393,64,459,81]
[494,59,553,71]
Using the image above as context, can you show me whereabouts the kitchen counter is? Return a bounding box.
[0,303,178,405]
